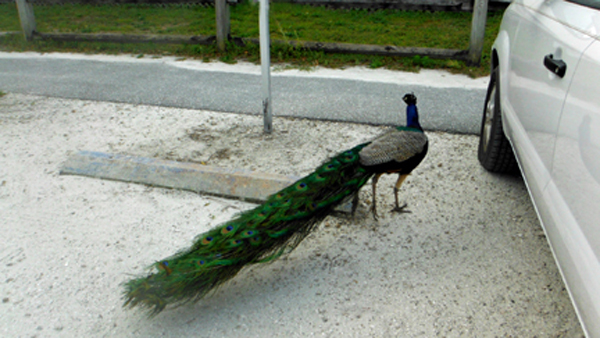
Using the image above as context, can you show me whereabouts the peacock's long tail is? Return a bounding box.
[123,143,374,314]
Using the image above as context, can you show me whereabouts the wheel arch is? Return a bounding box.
[490,31,514,141]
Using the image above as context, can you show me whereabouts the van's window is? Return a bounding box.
[568,0,600,10]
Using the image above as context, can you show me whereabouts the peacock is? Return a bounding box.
[123,93,428,314]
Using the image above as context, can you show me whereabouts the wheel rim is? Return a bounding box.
[481,84,496,153]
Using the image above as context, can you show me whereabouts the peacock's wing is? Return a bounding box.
[358,129,427,166]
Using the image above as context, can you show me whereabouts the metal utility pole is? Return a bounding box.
[259,0,272,133]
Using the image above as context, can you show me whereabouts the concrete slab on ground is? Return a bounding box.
[61,150,298,203]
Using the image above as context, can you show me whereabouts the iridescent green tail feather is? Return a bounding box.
[123,144,374,315]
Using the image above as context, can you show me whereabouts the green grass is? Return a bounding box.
[0,2,503,76]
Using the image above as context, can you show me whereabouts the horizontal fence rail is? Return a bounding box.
[11,0,495,65]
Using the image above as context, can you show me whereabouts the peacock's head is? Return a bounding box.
[403,93,417,105]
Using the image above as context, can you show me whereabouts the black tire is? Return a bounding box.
[477,66,518,174]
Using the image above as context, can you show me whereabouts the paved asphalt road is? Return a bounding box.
[0,52,488,134]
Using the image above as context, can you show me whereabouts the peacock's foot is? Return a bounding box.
[391,203,411,213]
[370,206,379,221]
[371,211,379,221]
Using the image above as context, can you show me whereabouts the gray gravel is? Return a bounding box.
[0,93,584,337]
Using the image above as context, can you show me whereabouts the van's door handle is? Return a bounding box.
[544,54,567,78]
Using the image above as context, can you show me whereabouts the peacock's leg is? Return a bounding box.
[371,173,382,220]
[350,192,359,216]
[392,174,411,213]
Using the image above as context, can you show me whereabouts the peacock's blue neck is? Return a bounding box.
[406,104,422,130]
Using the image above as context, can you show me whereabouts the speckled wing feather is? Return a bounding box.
[359,129,427,166]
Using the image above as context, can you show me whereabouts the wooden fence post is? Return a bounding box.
[215,0,230,51]
[16,0,36,41]
[468,0,488,66]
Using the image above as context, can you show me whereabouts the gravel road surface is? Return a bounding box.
[0,92,584,337]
